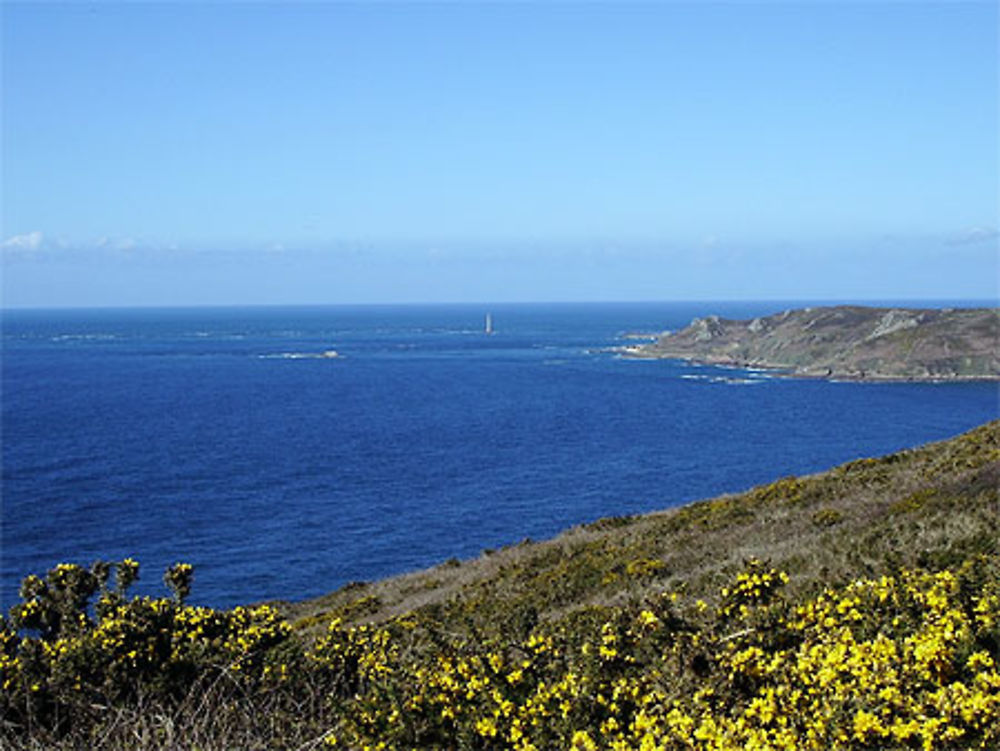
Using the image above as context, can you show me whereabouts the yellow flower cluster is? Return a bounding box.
[309,617,399,684]
[4,557,998,750]
[322,563,1000,751]
[718,560,790,619]
[2,562,290,716]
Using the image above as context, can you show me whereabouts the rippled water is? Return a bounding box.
[3,302,997,608]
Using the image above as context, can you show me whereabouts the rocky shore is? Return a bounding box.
[626,305,1000,382]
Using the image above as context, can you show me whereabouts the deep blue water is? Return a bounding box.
[3,302,998,609]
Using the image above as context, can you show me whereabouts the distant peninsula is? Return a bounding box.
[625,305,1000,381]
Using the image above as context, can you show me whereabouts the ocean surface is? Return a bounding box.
[3,302,998,609]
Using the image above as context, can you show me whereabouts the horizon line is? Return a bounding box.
[2,297,997,314]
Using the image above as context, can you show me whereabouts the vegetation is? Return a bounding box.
[629,305,1000,381]
[3,421,998,750]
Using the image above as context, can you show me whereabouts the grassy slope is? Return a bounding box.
[286,420,999,639]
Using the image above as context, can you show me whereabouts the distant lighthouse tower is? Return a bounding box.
[485,312,494,335]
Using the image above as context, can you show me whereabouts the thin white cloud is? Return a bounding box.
[1,231,44,252]
[946,226,999,246]
[3,232,174,259]
[94,235,138,251]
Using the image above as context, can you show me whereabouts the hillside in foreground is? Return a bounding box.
[626,305,1000,381]
[3,421,999,750]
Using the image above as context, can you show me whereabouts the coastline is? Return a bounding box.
[618,347,1000,383]
[617,303,1000,383]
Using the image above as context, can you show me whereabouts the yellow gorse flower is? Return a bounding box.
[5,556,1000,750]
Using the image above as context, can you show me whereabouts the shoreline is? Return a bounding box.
[617,304,1000,383]
[617,347,1000,383]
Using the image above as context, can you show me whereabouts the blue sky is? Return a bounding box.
[2,2,997,307]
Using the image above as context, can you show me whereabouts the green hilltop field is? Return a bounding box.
[3,421,999,750]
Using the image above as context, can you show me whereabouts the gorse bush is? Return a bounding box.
[2,560,293,745]
[318,558,1000,751]
[2,556,998,750]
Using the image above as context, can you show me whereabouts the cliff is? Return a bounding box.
[628,305,1000,381]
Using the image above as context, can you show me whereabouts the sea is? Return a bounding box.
[2,301,998,610]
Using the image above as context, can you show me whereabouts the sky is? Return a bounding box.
[2,1,997,308]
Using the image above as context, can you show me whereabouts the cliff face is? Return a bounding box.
[631,305,1000,381]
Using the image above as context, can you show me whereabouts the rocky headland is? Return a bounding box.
[626,305,1000,381]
